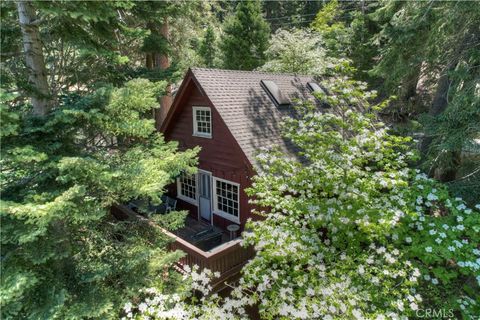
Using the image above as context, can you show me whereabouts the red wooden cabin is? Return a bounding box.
[161,68,321,235]
[158,68,322,290]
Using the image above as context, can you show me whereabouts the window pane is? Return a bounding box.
[215,179,239,218]
[180,173,196,200]
[195,109,211,135]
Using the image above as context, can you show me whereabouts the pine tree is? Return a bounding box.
[368,1,480,200]
[1,2,201,318]
[199,26,217,67]
[220,0,270,70]
[0,79,199,319]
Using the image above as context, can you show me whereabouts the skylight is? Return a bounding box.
[307,82,325,95]
[260,80,291,106]
[307,82,330,108]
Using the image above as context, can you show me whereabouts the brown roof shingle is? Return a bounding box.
[190,68,321,167]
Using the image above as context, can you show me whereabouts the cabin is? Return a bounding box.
[157,68,323,289]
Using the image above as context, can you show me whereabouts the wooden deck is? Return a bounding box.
[174,217,231,250]
[111,204,255,292]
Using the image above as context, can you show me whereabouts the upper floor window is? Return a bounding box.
[192,106,212,138]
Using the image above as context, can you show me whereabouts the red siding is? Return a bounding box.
[163,77,255,231]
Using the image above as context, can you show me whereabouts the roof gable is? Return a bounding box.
[162,68,322,167]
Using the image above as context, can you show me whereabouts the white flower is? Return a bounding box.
[405,237,412,243]
[358,265,365,275]
[431,278,439,285]
[427,193,438,201]
[138,303,148,313]
[410,302,418,311]
[124,302,132,313]
[425,247,433,253]
[448,246,456,252]
[352,309,363,319]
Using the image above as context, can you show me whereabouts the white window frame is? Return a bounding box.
[192,106,212,138]
[212,177,240,224]
[177,172,198,206]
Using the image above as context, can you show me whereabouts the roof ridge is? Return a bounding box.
[190,67,314,78]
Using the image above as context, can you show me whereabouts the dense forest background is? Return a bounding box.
[1,0,479,319]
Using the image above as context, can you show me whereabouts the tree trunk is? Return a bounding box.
[420,67,451,162]
[156,19,172,131]
[145,19,172,131]
[17,0,52,116]
[146,53,153,69]
[431,72,460,182]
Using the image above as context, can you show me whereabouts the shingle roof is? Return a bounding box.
[190,68,322,167]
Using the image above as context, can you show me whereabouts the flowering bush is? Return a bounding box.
[121,266,249,320]
[125,77,479,319]
[240,77,479,319]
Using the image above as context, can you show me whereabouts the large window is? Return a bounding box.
[213,177,239,223]
[192,106,212,138]
[177,172,197,204]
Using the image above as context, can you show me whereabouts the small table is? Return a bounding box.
[227,224,240,240]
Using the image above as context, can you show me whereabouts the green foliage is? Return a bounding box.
[262,1,322,31]
[238,74,479,318]
[310,0,350,56]
[367,0,480,197]
[220,0,270,70]
[198,26,218,68]
[126,70,480,320]
[0,80,198,319]
[259,28,329,74]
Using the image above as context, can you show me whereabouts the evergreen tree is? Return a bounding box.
[310,0,349,56]
[199,26,217,67]
[368,1,480,200]
[263,0,322,32]
[220,0,270,70]
[0,79,199,319]
[1,2,201,318]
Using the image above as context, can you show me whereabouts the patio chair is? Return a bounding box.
[149,195,177,214]
[164,196,177,213]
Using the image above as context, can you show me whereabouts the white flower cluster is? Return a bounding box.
[122,266,249,320]
[124,90,480,319]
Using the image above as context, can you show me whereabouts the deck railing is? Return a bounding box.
[111,204,254,291]
[165,229,254,289]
